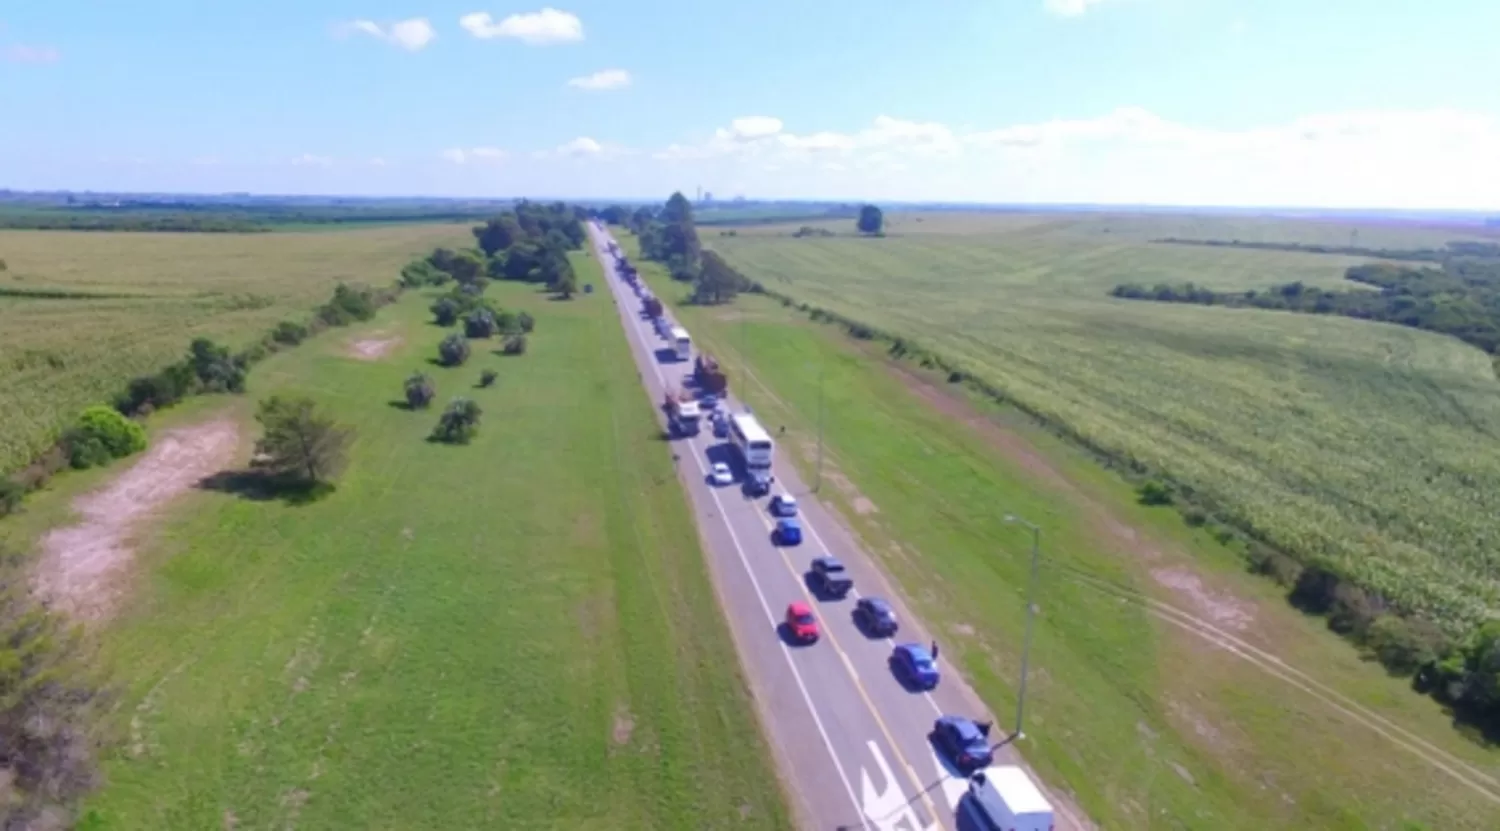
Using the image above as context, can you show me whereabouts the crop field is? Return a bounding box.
[26,253,788,829]
[0,225,471,474]
[708,213,1500,631]
[634,239,1500,829]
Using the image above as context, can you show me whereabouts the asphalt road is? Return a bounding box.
[587,223,1085,831]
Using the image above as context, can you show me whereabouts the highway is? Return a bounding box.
[587,222,1085,831]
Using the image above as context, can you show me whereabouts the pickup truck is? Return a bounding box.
[808,556,854,599]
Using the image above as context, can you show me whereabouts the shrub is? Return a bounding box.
[1182,507,1208,527]
[188,338,246,393]
[439,333,471,366]
[0,478,24,517]
[404,373,436,409]
[1366,615,1450,676]
[253,396,353,485]
[271,320,309,345]
[65,405,147,470]
[479,369,498,387]
[502,334,528,356]
[1246,543,1301,586]
[495,309,521,336]
[1328,582,1382,637]
[432,398,482,444]
[317,283,378,326]
[116,363,196,415]
[517,311,536,333]
[464,309,498,338]
[1137,480,1174,506]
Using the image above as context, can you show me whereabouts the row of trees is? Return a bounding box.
[1112,257,1500,355]
[1153,237,1500,264]
[401,202,586,300]
[402,374,485,444]
[622,193,757,305]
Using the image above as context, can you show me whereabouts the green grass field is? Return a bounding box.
[5,250,788,829]
[706,213,1500,632]
[624,236,1500,829]
[0,225,472,475]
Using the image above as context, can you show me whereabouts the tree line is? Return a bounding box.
[0,204,508,233]
[1112,256,1500,355]
[606,193,759,306]
[1153,236,1500,263]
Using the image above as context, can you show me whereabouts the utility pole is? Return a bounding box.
[1003,514,1043,740]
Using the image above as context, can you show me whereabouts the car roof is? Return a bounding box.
[864,596,893,613]
[713,461,729,468]
[778,493,796,502]
[778,517,800,527]
[897,643,932,661]
[788,601,813,615]
[813,556,843,568]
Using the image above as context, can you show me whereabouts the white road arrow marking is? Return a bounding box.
[862,741,941,831]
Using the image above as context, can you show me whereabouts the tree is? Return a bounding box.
[252,396,353,485]
[857,204,884,235]
[662,191,695,224]
[692,250,750,305]
[479,369,498,387]
[464,308,498,338]
[404,373,436,409]
[600,205,629,225]
[473,215,524,257]
[502,334,528,355]
[495,309,522,336]
[432,398,482,444]
[431,296,461,326]
[445,250,486,287]
[438,333,471,366]
[551,264,578,299]
[517,311,536,333]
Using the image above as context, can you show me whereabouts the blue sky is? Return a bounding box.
[2,1,1497,207]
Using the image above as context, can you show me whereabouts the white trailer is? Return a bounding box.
[962,767,1054,831]
[670,326,692,362]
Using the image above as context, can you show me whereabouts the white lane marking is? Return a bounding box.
[862,741,941,831]
[593,229,873,831]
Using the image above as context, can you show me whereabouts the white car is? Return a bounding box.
[710,462,734,486]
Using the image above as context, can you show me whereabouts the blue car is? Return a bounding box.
[774,518,802,546]
[891,643,940,689]
[932,715,994,771]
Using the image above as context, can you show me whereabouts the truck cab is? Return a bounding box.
[808,556,853,599]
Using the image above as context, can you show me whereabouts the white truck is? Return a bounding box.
[664,395,702,437]
[728,412,775,495]
[670,326,692,362]
[962,767,1055,831]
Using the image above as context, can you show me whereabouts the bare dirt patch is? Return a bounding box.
[1151,568,1255,631]
[347,334,402,361]
[36,418,240,621]
[612,705,636,746]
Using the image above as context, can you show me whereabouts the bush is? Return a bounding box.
[439,333,471,366]
[188,338,246,393]
[115,362,197,416]
[432,398,482,444]
[1137,480,1174,506]
[404,373,436,409]
[502,334,528,355]
[271,320,309,346]
[517,311,535,333]
[495,309,521,336]
[464,309,498,338]
[65,406,147,470]
[1366,615,1450,676]
[1328,582,1382,637]
[479,369,498,387]
[0,478,25,517]
[1246,543,1301,586]
[317,283,378,326]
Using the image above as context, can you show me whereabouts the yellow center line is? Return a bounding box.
[751,506,946,828]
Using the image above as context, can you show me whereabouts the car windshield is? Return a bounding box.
[794,613,816,625]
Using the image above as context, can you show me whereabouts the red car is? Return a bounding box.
[785,601,820,644]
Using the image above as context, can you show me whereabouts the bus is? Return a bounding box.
[729,413,775,494]
[670,326,692,362]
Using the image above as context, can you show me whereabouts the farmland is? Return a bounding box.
[706,213,1500,632]
[630,234,1500,829]
[0,249,788,829]
[0,225,471,474]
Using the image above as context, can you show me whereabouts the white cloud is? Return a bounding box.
[341,18,436,51]
[460,8,583,44]
[556,137,602,156]
[567,68,630,91]
[1044,0,1111,16]
[441,147,506,164]
[3,44,60,64]
[722,116,783,141]
[290,153,333,167]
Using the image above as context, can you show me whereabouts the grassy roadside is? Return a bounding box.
[622,235,1500,830]
[23,250,788,829]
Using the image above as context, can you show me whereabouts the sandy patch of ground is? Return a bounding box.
[347,334,402,361]
[612,705,636,746]
[36,418,240,621]
[1151,567,1256,631]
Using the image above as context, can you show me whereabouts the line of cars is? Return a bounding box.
[596,223,1054,831]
